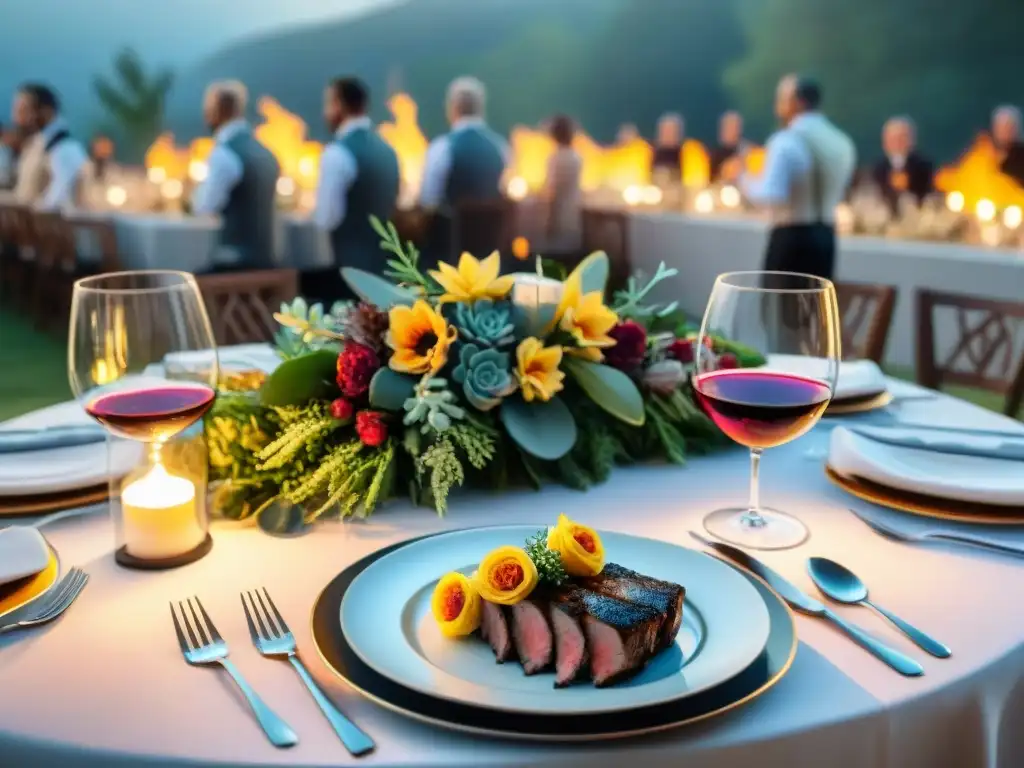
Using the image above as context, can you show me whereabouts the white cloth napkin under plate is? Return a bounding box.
[768,355,887,400]
[828,425,1024,505]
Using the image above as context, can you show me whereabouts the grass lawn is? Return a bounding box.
[0,307,1015,423]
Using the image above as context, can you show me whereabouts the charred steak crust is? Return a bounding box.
[582,562,685,650]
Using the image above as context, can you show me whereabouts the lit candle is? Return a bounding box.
[147,166,167,184]
[622,185,643,206]
[976,198,996,222]
[506,176,529,201]
[276,176,296,197]
[1004,205,1023,230]
[121,464,204,560]
[694,190,715,214]
[511,272,564,337]
[641,185,663,206]
[105,186,127,208]
[946,190,965,213]
[719,185,741,209]
[188,160,208,183]
[161,179,184,200]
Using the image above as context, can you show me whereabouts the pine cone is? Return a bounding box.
[342,303,389,351]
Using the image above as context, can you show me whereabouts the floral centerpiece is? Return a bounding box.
[206,218,763,522]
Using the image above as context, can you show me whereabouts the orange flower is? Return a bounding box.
[386,300,457,375]
[547,514,605,576]
[431,572,482,638]
[473,546,538,605]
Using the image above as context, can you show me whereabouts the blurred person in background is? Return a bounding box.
[991,105,1024,187]
[0,123,15,189]
[8,84,85,209]
[650,113,683,183]
[192,80,280,271]
[871,116,933,210]
[710,111,749,183]
[541,114,582,253]
[87,134,116,183]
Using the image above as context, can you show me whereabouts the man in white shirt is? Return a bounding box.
[740,75,856,280]
[13,84,87,210]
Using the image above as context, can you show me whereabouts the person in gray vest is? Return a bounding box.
[14,83,87,210]
[310,77,399,302]
[192,80,280,272]
[419,77,509,268]
[736,75,856,281]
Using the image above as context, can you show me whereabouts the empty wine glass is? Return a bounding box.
[692,271,841,550]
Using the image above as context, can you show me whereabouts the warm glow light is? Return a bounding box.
[935,134,1024,211]
[105,186,127,208]
[640,185,663,206]
[835,203,855,235]
[379,93,428,198]
[161,179,184,200]
[946,191,965,213]
[694,190,715,214]
[276,177,296,197]
[121,463,203,560]
[719,185,741,208]
[512,236,531,261]
[298,155,316,179]
[976,198,997,222]
[188,160,208,183]
[147,166,166,184]
[623,185,643,206]
[507,176,529,201]
[1004,205,1023,229]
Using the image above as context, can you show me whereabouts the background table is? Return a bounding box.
[2,384,1024,767]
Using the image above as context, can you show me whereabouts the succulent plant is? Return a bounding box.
[453,300,515,348]
[402,378,466,433]
[273,298,345,359]
[452,344,517,411]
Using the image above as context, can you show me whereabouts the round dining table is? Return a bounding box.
[2,381,1024,768]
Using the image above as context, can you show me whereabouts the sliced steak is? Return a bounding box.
[552,586,663,687]
[548,602,589,687]
[582,562,685,650]
[510,598,553,674]
[480,600,513,663]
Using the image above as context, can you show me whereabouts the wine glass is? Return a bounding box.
[692,271,841,550]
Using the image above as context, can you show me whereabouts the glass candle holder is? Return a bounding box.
[109,420,212,570]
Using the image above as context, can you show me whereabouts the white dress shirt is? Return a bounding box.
[887,154,906,171]
[10,133,46,204]
[313,115,372,231]
[191,119,248,216]
[39,118,87,211]
[742,121,812,207]
[419,117,510,210]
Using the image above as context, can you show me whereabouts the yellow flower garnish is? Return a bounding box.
[429,251,514,304]
[386,300,457,375]
[431,572,482,638]
[547,514,605,577]
[560,290,618,363]
[515,337,565,402]
[473,546,538,605]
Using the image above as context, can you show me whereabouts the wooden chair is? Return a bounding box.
[916,289,1024,418]
[69,217,122,275]
[197,269,300,345]
[834,281,897,363]
[581,207,632,294]
[31,212,79,330]
[452,198,516,271]
[0,204,38,310]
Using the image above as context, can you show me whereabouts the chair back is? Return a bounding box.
[834,281,897,363]
[581,207,631,293]
[197,269,299,345]
[915,289,1024,417]
[0,204,36,253]
[32,212,77,273]
[69,217,122,273]
[453,198,516,268]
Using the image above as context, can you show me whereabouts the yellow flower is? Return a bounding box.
[515,337,565,402]
[386,300,457,375]
[473,546,538,605]
[431,572,482,638]
[547,513,605,577]
[429,251,515,304]
[560,290,618,363]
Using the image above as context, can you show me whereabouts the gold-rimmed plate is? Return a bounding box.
[311,531,797,741]
[826,465,1024,525]
[0,485,108,518]
[825,390,893,415]
[0,536,60,620]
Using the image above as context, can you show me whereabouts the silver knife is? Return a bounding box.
[0,425,107,454]
[849,428,1024,463]
[689,531,924,677]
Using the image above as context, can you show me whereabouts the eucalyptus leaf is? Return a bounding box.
[260,349,339,406]
[369,368,417,411]
[563,357,645,426]
[500,396,577,460]
[576,250,610,295]
[341,267,417,309]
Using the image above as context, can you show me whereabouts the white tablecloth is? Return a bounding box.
[2,386,1024,767]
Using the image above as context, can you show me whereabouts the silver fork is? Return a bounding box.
[242,588,374,757]
[0,567,89,634]
[849,508,1024,559]
[170,597,298,748]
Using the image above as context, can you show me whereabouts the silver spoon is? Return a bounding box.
[807,556,951,658]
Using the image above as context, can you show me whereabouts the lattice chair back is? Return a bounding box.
[197,269,300,346]
[834,281,897,363]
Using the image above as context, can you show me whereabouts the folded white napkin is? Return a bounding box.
[829,426,1024,505]
[0,527,49,587]
[767,355,887,400]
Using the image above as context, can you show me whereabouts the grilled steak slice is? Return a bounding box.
[480,600,513,663]
[552,586,663,687]
[510,598,554,674]
[548,602,589,687]
[582,562,685,650]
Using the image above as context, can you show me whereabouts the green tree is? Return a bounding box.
[93,48,174,162]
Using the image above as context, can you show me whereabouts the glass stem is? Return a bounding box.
[741,448,767,528]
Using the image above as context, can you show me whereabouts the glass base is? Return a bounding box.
[702,507,809,551]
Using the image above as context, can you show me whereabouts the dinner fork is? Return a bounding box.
[241,588,374,757]
[848,508,1024,559]
[0,567,89,634]
[170,597,298,748]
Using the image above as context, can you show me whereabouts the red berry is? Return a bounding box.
[356,410,389,447]
[336,342,380,399]
[667,338,694,364]
[719,352,739,369]
[330,398,354,422]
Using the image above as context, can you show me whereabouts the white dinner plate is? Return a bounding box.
[767,355,887,400]
[0,401,141,496]
[341,526,771,715]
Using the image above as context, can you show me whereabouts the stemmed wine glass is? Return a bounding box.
[692,271,841,550]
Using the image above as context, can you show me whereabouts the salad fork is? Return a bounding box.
[170,597,298,748]
[0,567,89,634]
[848,508,1024,559]
[242,587,374,757]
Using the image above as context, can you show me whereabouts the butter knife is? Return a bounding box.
[689,532,924,677]
[849,428,1024,463]
[0,425,106,454]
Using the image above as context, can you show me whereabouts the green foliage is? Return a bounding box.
[403,377,466,433]
[524,530,568,587]
[255,404,340,471]
[260,350,339,406]
[417,437,465,515]
[451,344,516,411]
[453,300,515,348]
[369,367,417,411]
[273,298,346,359]
[92,47,173,162]
[447,419,498,470]
[612,263,680,324]
[500,396,577,461]
[575,250,610,296]
[370,215,437,295]
[563,357,645,426]
[341,267,418,309]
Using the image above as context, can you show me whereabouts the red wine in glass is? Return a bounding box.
[85,384,216,442]
[693,370,831,450]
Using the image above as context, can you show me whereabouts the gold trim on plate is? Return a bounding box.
[0,486,108,517]
[0,538,61,620]
[825,390,893,415]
